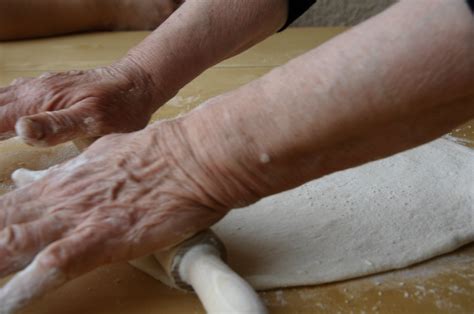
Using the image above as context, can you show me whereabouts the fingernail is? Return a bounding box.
[15,118,44,141]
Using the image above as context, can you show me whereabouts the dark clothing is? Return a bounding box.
[467,0,474,13]
[280,1,473,32]
[279,0,316,31]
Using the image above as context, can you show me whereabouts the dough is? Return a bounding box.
[137,138,474,290]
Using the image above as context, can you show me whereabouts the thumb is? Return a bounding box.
[12,168,50,187]
[15,105,102,147]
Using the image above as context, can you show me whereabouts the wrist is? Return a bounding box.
[112,56,176,115]
[146,112,264,212]
[143,119,233,213]
[121,45,209,102]
[178,93,274,209]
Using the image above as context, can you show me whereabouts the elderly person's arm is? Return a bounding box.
[0,0,181,40]
[184,0,474,198]
[0,0,289,146]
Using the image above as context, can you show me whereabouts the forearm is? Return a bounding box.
[0,0,102,40]
[180,0,474,205]
[0,0,181,41]
[121,0,288,108]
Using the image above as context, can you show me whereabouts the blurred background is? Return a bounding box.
[292,0,396,26]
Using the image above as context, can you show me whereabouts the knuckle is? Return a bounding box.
[38,97,59,112]
[65,70,84,76]
[86,111,113,135]
[38,244,71,269]
[11,77,29,86]
[0,224,24,251]
[75,109,109,136]
[38,71,56,80]
[78,227,102,242]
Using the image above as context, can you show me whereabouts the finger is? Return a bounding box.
[0,227,110,312]
[11,168,51,188]
[0,78,33,105]
[0,92,15,106]
[0,205,43,232]
[15,104,103,147]
[0,258,66,314]
[0,102,18,139]
[0,185,38,210]
[10,77,33,86]
[0,104,22,137]
[0,193,44,230]
[0,216,69,277]
[72,137,99,151]
[0,84,15,95]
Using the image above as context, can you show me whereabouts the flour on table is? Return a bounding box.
[137,138,474,290]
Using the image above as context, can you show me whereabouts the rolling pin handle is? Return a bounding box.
[179,245,267,314]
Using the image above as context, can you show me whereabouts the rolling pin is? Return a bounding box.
[10,137,267,314]
[130,230,267,314]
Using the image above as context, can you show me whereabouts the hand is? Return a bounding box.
[0,120,230,313]
[0,62,164,147]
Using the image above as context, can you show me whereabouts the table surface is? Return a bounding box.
[0,28,473,314]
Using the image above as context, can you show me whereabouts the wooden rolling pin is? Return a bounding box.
[10,137,267,314]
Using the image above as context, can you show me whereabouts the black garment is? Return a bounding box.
[279,1,473,32]
[467,0,474,13]
[279,0,316,32]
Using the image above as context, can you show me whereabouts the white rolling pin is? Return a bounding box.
[152,230,267,314]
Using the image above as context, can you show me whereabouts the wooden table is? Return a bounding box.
[1,28,473,314]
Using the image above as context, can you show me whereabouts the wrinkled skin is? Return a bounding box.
[0,120,228,312]
[0,64,163,147]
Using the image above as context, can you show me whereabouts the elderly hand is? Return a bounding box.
[0,62,166,147]
[0,119,239,313]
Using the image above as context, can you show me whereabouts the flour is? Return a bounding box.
[0,261,65,314]
[259,153,271,164]
[11,168,49,187]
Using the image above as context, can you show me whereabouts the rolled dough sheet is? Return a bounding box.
[136,138,474,290]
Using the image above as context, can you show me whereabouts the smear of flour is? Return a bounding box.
[0,261,66,314]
